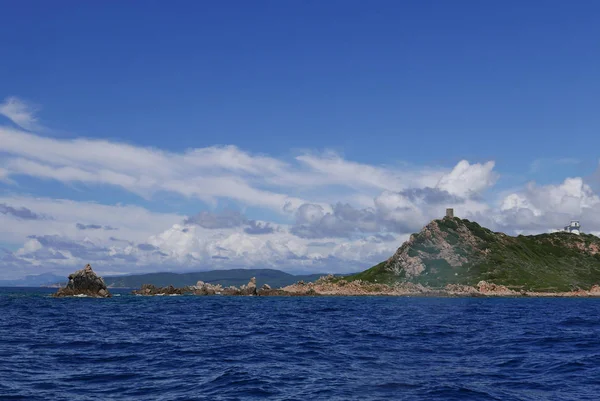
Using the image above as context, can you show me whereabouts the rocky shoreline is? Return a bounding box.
[129,275,600,298]
[53,266,600,298]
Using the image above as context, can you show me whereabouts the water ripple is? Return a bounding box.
[1,288,599,400]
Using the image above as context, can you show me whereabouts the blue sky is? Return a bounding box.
[1,1,599,279]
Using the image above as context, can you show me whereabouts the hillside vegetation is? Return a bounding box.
[348,217,600,292]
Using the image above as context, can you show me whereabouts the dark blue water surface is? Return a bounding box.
[1,289,599,400]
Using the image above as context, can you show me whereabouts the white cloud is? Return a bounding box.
[1,126,490,217]
[0,114,504,277]
[436,160,497,197]
[492,177,600,233]
[295,151,445,191]
[0,196,182,246]
[4,97,600,279]
[0,127,324,213]
[0,97,40,131]
[4,173,600,279]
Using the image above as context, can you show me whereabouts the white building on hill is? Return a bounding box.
[563,220,581,235]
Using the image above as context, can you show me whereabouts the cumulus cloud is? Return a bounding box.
[436,160,497,197]
[137,243,159,251]
[291,203,380,238]
[244,220,275,235]
[184,211,275,234]
[6,175,600,278]
[399,187,462,204]
[288,184,489,239]
[492,177,600,233]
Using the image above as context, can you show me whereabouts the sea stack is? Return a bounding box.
[53,264,112,298]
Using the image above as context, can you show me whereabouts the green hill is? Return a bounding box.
[103,268,326,289]
[348,217,600,292]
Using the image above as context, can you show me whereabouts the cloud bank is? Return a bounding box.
[0,96,597,279]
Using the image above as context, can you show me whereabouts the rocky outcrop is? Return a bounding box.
[127,276,600,298]
[444,284,480,296]
[192,281,223,295]
[132,284,191,296]
[53,264,111,298]
[279,276,433,296]
[476,280,516,296]
[238,277,257,295]
[133,277,259,296]
[220,278,258,296]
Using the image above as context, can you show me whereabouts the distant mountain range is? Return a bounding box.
[101,269,328,289]
[2,269,332,289]
[0,273,66,287]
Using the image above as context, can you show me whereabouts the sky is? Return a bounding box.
[1,1,600,279]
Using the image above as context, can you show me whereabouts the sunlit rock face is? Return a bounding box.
[54,264,111,298]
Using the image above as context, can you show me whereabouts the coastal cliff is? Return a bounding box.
[348,217,600,292]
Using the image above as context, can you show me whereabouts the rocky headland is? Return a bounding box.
[348,216,600,292]
[53,264,111,298]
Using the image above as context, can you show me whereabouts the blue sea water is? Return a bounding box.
[0,288,599,400]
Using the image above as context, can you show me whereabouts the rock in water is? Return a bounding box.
[226,277,259,296]
[54,264,112,298]
[239,277,257,295]
[132,284,191,296]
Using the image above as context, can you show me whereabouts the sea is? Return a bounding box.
[0,288,599,400]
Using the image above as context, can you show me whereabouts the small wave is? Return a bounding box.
[559,316,598,327]
[2,289,600,400]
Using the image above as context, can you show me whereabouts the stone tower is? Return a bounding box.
[446,208,454,218]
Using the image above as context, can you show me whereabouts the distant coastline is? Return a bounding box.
[50,215,600,299]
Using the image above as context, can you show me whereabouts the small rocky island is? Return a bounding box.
[132,277,279,296]
[53,264,111,298]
